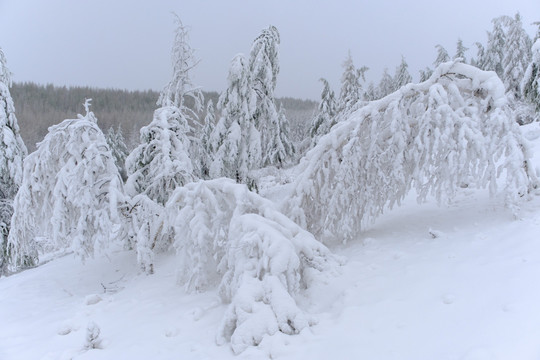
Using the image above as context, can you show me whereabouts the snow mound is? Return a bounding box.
[288,61,538,244]
[166,178,342,353]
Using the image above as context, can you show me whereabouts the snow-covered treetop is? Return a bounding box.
[288,61,537,244]
[433,44,450,67]
[157,14,203,117]
[249,25,280,96]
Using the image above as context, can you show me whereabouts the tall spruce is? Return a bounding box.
[310,78,337,146]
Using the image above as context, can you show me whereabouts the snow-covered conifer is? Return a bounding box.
[0,48,27,273]
[472,42,487,69]
[262,103,295,167]
[199,100,216,179]
[502,13,532,99]
[248,25,293,168]
[484,16,510,77]
[7,101,124,269]
[377,68,395,98]
[157,14,203,117]
[393,56,412,89]
[454,38,468,62]
[0,48,26,202]
[522,39,540,112]
[106,125,128,181]
[433,44,450,67]
[125,106,195,205]
[338,51,368,113]
[210,54,260,184]
[288,62,538,244]
[167,178,341,353]
[419,67,433,82]
[310,78,337,146]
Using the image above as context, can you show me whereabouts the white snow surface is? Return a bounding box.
[3,131,540,358]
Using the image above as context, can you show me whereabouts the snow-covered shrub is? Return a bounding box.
[84,322,102,350]
[288,61,538,244]
[166,178,341,353]
[7,102,125,270]
[125,106,195,205]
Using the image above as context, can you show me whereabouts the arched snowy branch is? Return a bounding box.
[288,62,538,244]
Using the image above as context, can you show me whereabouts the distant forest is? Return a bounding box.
[10,82,317,151]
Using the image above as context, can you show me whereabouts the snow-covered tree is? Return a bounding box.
[522,39,540,112]
[157,14,203,118]
[484,16,510,77]
[502,13,532,99]
[472,42,487,69]
[125,106,195,205]
[210,54,260,185]
[310,78,337,146]
[393,56,412,89]
[433,44,450,67]
[0,48,27,274]
[166,178,341,354]
[7,101,124,270]
[377,68,395,98]
[288,62,538,244]
[454,38,468,62]
[0,48,26,202]
[106,125,128,181]
[248,25,294,167]
[338,51,368,113]
[419,67,433,82]
[262,103,295,167]
[199,99,216,179]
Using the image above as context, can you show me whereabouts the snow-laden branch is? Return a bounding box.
[160,178,341,354]
[288,61,538,244]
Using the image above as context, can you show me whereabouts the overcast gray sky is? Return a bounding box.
[0,0,538,100]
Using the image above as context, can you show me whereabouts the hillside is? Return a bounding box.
[10,82,317,151]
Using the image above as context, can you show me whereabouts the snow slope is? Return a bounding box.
[2,123,540,359]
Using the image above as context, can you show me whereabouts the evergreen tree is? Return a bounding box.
[157,14,203,117]
[7,101,124,270]
[0,48,27,275]
[502,13,532,99]
[338,51,368,113]
[433,44,450,67]
[454,38,469,62]
[199,99,216,179]
[310,78,337,146]
[263,103,295,167]
[125,106,195,205]
[210,54,260,184]
[522,39,540,112]
[419,67,433,82]
[364,82,377,101]
[484,16,510,77]
[248,25,293,168]
[472,42,487,69]
[393,56,413,89]
[106,125,128,182]
[377,68,395,98]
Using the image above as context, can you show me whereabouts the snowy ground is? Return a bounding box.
[2,123,540,359]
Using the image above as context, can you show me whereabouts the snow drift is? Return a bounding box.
[288,61,538,244]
